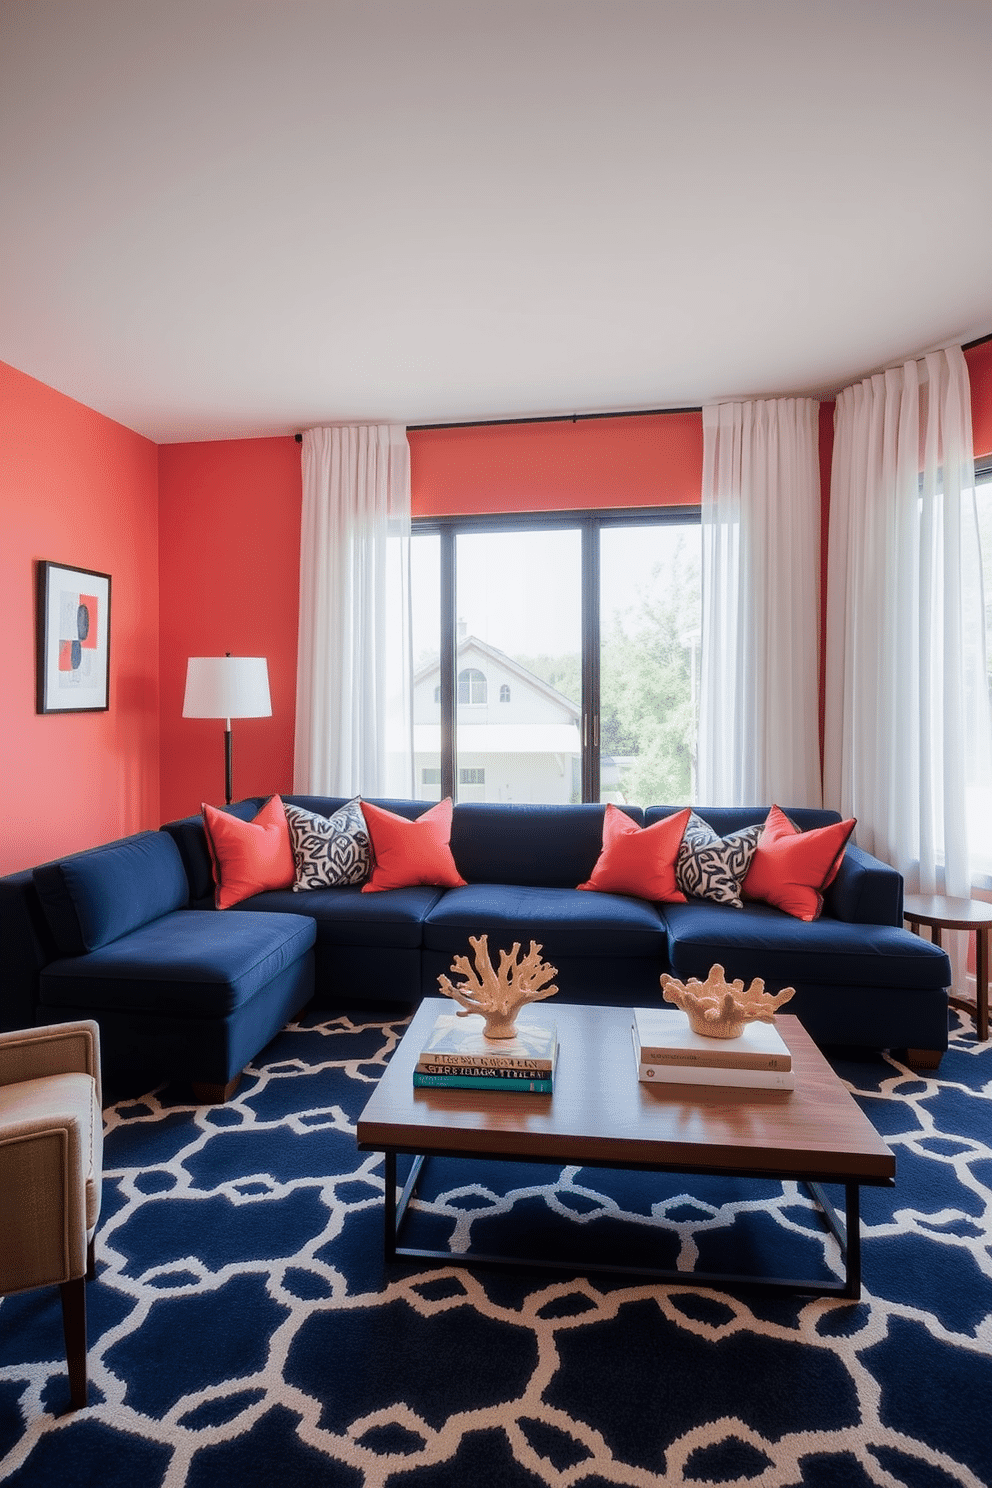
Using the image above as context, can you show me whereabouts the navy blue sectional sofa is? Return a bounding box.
[0,797,952,1100]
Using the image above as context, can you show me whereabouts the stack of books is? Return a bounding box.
[632,1007,794,1090]
[414,1013,557,1093]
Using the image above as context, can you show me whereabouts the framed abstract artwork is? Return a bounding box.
[36,561,112,713]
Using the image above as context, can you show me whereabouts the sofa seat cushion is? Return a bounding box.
[230,885,445,949]
[33,832,190,955]
[38,910,316,1017]
[424,884,667,959]
[662,901,951,990]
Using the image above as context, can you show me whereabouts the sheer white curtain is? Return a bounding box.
[824,347,992,989]
[294,425,413,797]
[697,397,823,807]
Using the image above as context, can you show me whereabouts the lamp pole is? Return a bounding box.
[223,652,233,804]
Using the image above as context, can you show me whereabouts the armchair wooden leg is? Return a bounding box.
[60,1276,88,1410]
[86,1236,96,1283]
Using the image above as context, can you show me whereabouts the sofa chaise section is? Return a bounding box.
[16,831,316,1100]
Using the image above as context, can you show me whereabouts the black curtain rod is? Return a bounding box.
[294,404,700,441]
[964,330,992,352]
[408,404,702,432]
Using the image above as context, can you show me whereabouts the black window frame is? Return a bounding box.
[412,505,701,802]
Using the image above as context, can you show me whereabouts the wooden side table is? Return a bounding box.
[903,893,992,1042]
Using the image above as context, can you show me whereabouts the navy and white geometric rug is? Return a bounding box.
[2,1006,991,1488]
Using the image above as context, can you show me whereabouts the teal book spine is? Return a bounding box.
[412,1071,553,1094]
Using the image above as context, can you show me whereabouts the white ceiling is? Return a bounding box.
[2,0,991,445]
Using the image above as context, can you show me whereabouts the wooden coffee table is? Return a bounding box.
[356,999,895,1299]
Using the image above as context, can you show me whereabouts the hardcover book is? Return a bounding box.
[418,1012,557,1072]
[412,1071,553,1094]
[416,1062,551,1079]
[632,1007,792,1071]
[632,1027,794,1089]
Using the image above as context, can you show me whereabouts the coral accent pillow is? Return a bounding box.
[578,804,691,902]
[742,805,856,922]
[361,798,467,893]
[202,795,296,909]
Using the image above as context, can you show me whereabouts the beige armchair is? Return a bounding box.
[0,1021,103,1410]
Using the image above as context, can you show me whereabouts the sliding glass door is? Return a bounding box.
[413,508,700,805]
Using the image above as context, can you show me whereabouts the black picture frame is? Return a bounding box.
[36,560,112,713]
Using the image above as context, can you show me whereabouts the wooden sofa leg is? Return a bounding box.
[86,1236,96,1283]
[191,1075,241,1104]
[60,1276,88,1410]
[903,1048,943,1071]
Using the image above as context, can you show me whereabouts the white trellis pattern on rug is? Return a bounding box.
[0,1012,990,1487]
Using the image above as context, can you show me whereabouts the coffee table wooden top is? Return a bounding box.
[357,999,894,1184]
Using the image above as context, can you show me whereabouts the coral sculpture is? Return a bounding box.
[660,963,795,1039]
[438,934,559,1040]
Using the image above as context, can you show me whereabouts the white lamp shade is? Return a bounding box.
[182,657,271,720]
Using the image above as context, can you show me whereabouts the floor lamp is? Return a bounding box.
[182,655,272,805]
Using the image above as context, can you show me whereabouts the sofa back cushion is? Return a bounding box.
[645,806,842,837]
[450,803,644,887]
[33,831,190,956]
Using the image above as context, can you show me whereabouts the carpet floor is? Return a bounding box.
[1,1005,990,1488]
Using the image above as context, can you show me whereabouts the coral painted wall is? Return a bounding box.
[0,360,160,874]
[157,438,302,822]
[408,411,703,515]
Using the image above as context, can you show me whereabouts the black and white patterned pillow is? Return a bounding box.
[676,812,763,908]
[284,798,371,890]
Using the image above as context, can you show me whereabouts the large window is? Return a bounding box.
[412,509,701,805]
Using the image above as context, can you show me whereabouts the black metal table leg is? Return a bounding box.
[383,1151,397,1260]
[843,1182,861,1298]
[807,1179,862,1299]
[384,1151,427,1260]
